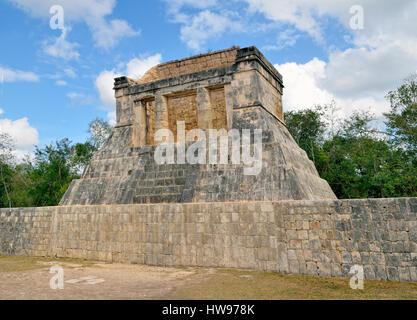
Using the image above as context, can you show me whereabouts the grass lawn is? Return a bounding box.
[0,255,98,272]
[167,268,417,300]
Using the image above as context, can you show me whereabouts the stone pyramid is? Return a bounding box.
[60,46,336,205]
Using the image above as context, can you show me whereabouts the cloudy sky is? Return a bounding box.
[1,0,417,159]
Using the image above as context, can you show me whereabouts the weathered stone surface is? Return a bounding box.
[1,197,416,282]
[60,46,336,205]
[3,49,415,284]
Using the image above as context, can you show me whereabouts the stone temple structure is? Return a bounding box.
[60,46,336,205]
[2,47,416,283]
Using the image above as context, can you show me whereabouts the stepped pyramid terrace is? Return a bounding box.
[60,46,336,205]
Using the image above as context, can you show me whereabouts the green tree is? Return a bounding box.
[0,118,113,208]
[27,138,79,206]
[323,111,417,198]
[70,118,112,175]
[0,133,15,209]
[70,141,96,175]
[385,75,417,153]
[88,118,112,149]
[8,163,34,207]
[284,106,326,164]
[285,105,417,199]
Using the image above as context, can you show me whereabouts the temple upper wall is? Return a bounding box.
[113,46,285,147]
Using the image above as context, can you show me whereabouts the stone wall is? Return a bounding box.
[167,90,199,138]
[1,198,416,282]
[208,86,228,130]
[59,107,337,205]
[137,47,239,85]
[113,46,285,149]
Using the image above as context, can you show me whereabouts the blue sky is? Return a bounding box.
[1,0,416,159]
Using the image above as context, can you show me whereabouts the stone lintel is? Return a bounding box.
[128,65,235,96]
[113,46,283,97]
[114,76,137,90]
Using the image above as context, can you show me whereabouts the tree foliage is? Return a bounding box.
[284,106,326,163]
[26,138,78,206]
[384,75,417,153]
[0,118,112,208]
[284,77,417,199]
[0,133,15,209]
[88,118,112,149]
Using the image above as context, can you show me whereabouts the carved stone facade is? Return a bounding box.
[115,46,284,147]
[60,46,336,205]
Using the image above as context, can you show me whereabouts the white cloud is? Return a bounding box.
[63,67,76,78]
[164,0,417,55]
[0,67,39,82]
[245,0,417,46]
[163,0,242,51]
[95,70,121,111]
[67,92,95,106]
[87,18,140,49]
[0,109,3,115]
[66,92,82,100]
[262,29,300,51]
[320,45,417,100]
[55,80,67,86]
[43,27,80,60]
[165,0,218,18]
[48,67,76,83]
[126,54,162,79]
[0,117,39,160]
[95,54,162,121]
[242,0,417,117]
[273,41,417,118]
[275,58,333,111]
[180,10,243,51]
[245,0,326,42]
[275,58,390,118]
[107,111,116,126]
[9,0,140,50]
[243,0,417,65]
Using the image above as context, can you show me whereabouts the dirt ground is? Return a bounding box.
[0,258,207,300]
[0,256,416,300]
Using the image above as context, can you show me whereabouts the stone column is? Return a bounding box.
[115,87,124,125]
[155,94,169,132]
[224,84,233,130]
[114,77,136,127]
[132,100,146,147]
[196,87,212,129]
